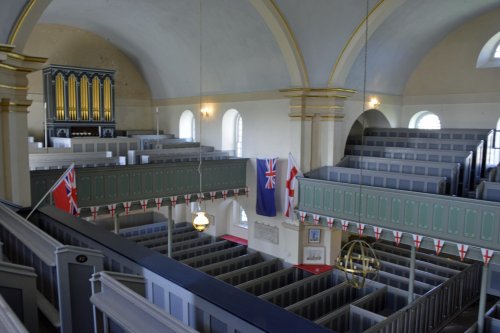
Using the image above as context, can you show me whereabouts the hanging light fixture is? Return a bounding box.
[192,0,210,232]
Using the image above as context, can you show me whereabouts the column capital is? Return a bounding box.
[280,87,356,120]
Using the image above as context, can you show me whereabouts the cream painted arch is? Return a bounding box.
[328,0,405,88]
[248,0,309,88]
[7,0,52,51]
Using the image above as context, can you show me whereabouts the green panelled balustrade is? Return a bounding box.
[298,177,500,253]
[31,159,248,208]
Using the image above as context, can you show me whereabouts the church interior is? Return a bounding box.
[1,0,500,332]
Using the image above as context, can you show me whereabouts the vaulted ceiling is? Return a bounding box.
[10,0,500,99]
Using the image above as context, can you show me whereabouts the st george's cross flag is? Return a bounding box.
[256,157,278,217]
[52,164,79,215]
[284,152,302,217]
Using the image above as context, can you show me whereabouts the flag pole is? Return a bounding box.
[26,163,75,220]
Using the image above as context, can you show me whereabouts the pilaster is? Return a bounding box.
[281,88,356,172]
[0,44,47,205]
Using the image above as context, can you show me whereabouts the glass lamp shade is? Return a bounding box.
[193,211,210,232]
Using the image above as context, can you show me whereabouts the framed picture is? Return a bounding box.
[303,246,325,265]
[308,228,321,244]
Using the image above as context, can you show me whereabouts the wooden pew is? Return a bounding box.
[0,203,104,333]
[308,166,448,194]
[338,155,461,195]
[364,127,495,172]
[345,145,473,195]
[356,136,483,187]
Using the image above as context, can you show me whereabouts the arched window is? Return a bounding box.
[232,201,248,229]
[409,111,441,129]
[179,110,195,141]
[495,44,500,59]
[476,32,500,68]
[222,109,243,157]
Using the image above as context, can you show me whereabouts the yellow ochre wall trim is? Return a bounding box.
[8,0,37,45]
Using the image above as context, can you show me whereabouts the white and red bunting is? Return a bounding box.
[210,191,216,202]
[313,214,320,225]
[184,194,191,205]
[245,187,249,197]
[341,220,349,232]
[123,201,132,215]
[90,206,99,221]
[154,198,163,210]
[233,189,239,199]
[299,211,307,223]
[456,243,469,262]
[412,234,423,250]
[326,217,334,229]
[481,248,494,266]
[433,239,445,255]
[107,204,116,217]
[170,196,177,207]
[197,193,204,203]
[373,226,383,240]
[140,199,149,212]
[222,190,228,200]
[393,230,403,246]
[356,223,365,237]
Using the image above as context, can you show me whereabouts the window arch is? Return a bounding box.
[476,31,500,68]
[222,109,243,157]
[179,110,195,141]
[409,111,441,130]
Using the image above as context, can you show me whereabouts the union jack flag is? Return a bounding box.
[264,158,277,189]
[52,164,79,215]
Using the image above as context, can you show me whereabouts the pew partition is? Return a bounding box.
[307,166,447,195]
[0,294,29,333]
[358,136,483,187]
[0,261,38,332]
[344,145,473,195]
[364,127,495,172]
[32,206,333,333]
[0,203,104,333]
[337,155,461,195]
[90,271,197,333]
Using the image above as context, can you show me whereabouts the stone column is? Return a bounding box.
[0,45,46,206]
[281,88,355,173]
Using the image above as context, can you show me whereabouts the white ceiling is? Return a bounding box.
[31,0,500,99]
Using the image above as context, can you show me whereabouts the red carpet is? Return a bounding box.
[295,264,333,275]
[221,235,248,246]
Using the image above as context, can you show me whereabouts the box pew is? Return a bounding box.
[488,164,500,182]
[358,136,483,187]
[180,245,247,268]
[51,136,140,156]
[90,271,197,333]
[345,145,473,195]
[307,166,448,195]
[151,234,213,254]
[127,145,210,164]
[285,281,377,321]
[216,258,282,285]
[0,294,29,333]
[129,134,176,149]
[237,267,309,296]
[260,270,336,308]
[375,270,433,296]
[172,240,234,261]
[146,151,232,164]
[0,203,104,333]
[475,181,500,202]
[364,127,495,172]
[136,230,199,248]
[338,155,461,195]
[29,151,122,170]
[125,224,194,243]
[314,284,407,332]
[197,252,262,276]
[0,262,37,332]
